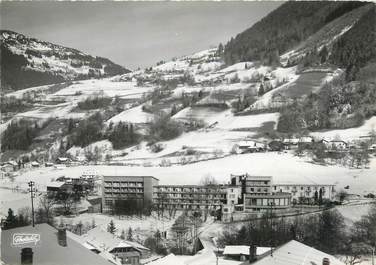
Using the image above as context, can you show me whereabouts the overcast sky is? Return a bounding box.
[1,1,282,70]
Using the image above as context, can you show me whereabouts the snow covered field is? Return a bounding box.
[107,105,153,124]
[51,79,150,99]
[5,152,376,197]
[215,112,279,131]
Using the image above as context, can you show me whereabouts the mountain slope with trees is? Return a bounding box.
[0,30,130,90]
[223,1,371,68]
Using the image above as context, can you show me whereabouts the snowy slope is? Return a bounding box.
[1,30,129,90]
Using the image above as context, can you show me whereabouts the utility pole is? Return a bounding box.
[28,181,36,227]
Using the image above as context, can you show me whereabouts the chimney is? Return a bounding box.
[57,226,67,247]
[249,244,257,263]
[21,248,33,264]
[323,257,330,265]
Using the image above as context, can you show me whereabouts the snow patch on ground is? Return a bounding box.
[107,105,154,124]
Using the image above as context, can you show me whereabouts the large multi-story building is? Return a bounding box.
[273,183,336,204]
[101,174,337,216]
[227,174,291,213]
[153,185,227,210]
[102,175,159,213]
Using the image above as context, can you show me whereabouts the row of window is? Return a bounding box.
[104,181,143,187]
[154,193,225,199]
[155,203,219,209]
[155,188,226,193]
[154,199,222,204]
[247,187,270,193]
[274,186,327,191]
[104,193,144,198]
[104,188,143,193]
[245,181,270,186]
[245,197,290,207]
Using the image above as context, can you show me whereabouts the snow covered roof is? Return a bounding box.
[47,181,65,188]
[223,245,249,255]
[223,245,270,256]
[84,226,121,251]
[252,240,345,265]
[83,241,97,250]
[237,140,264,147]
[114,241,133,248]
[7,161,18,166]
[1,224,114,265]
[299,136,314,143]
[147,254,185,265]
[283,138,299,144]
[83,226,148,253]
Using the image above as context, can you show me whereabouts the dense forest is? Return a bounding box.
[330,6,376,81]
[223,1,367,65]
[223,1,373,72]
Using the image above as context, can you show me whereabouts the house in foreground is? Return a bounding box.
[0,223,115,265]
[240,240,345,265]
[72,226,151,265]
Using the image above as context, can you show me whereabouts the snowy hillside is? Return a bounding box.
[2,41,372,165]
[1,30,130,90]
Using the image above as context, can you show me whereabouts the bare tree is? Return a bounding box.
[200,174,220,221]
[343,242,373,265]
[60,193,76,215]
[200,174,218,186]
[38,194,56,224]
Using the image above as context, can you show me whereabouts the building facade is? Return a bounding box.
[229,174,291,212]
[153,185,227,210]
[273,184,336,204]
[102,175,159,213]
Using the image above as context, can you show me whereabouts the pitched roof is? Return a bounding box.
[248,240,345,265]
[82,226,149,253]
[47,181,65,188]
[0,223,114,265]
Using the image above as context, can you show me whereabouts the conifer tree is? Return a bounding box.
[107,220,116,234]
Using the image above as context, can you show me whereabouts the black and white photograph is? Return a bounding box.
[0,1,375,265]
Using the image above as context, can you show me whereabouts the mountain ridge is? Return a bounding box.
[0,30,130,90]
[223,1,374,73]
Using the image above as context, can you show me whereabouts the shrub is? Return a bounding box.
[108,122,139,150]
[77,95,112,110]
[148,114,183,142]
[69,112,104,147]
